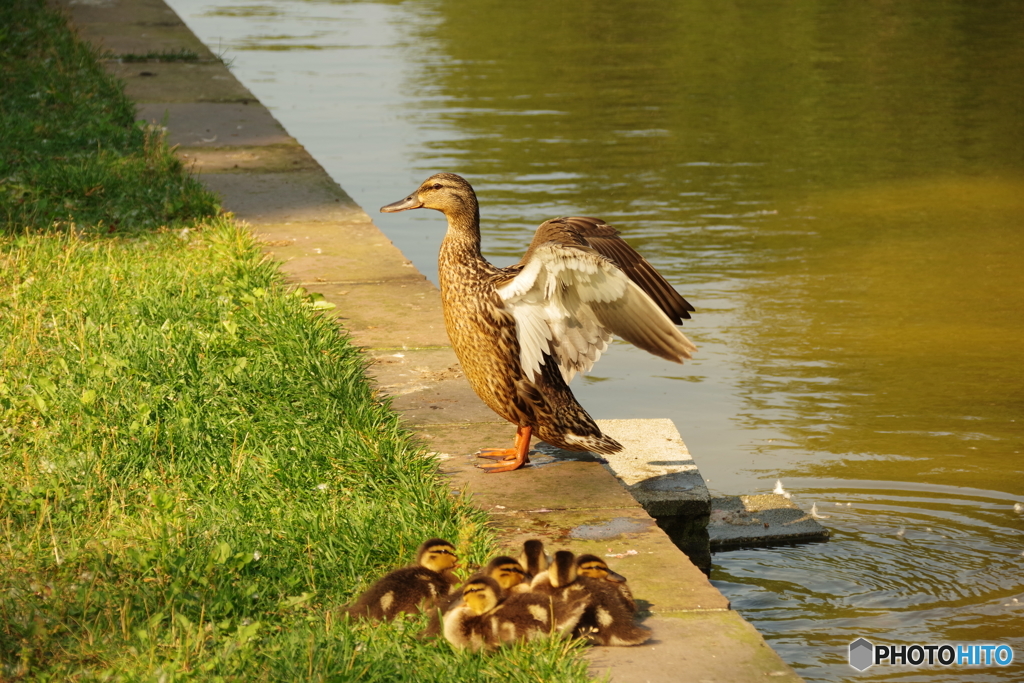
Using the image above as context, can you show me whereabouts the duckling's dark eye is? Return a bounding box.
[432,183,443,190]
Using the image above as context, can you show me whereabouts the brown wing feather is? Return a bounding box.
[517,217,694,325]
[565,217,694,324]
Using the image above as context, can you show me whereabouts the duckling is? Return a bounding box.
[443,575,586,651]
[346,538,459,621]
[532,550,650,646]
[519,539,550,581]
[575,554,636,614]
[443,575,503,651]
[485,555,531,594]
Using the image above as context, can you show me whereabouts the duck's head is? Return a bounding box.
[485,556,527,591]
[547,550,578,588]
[461,575,502,616]
[417,538,458,574]
[519,539,550,577]
[380,173,478,218]
[576,554,627,583]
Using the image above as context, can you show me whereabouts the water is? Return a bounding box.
[165,1,1024,679]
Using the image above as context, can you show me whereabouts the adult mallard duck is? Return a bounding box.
[381,173,696,472]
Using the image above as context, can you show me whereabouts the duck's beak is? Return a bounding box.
[604,568,628,583]
[380,192,422,213]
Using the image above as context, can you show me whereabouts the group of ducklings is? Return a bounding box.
[346,538,651,651]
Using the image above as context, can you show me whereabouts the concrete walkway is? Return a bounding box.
[59,1,802,680]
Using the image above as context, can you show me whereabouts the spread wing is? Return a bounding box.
[494,217,696,383]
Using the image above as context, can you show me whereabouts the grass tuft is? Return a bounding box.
[111,49,203,63]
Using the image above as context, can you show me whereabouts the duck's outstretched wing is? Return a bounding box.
[493,217,696,383]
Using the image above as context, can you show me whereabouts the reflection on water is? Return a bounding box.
[167,0,1024,679]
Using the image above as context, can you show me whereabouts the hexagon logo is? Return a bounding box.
[849,638,874,671]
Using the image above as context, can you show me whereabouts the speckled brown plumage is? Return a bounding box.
[381,173,696,469]
[346,538,459,621]
[531,550,650,646]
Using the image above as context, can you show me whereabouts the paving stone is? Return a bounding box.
[307,281,450,349]
[596,418,711,519]
[256,221,421,285]
[586,612,801,683]
[104,61,255,103]
[79,23,217,59]
[176,145,319,174]
[136,103,295,148]
[368,349,499,426]
[198,172,360,224]
[428,428,639,511]
[709,494,830,549]
[55,0,183,27]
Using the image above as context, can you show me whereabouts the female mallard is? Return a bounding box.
[381,173,695,472]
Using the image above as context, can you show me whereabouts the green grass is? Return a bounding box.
[0,0,592,680]
[0,0,219,234]
[0,222,589,681]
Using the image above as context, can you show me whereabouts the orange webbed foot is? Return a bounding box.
[475,426,532,473]
[476,447,518,461]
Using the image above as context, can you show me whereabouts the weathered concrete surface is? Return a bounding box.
[254,222,422,284]
[137,102,294,147]
[58,0,804,679]
[710,495,830,549]
[596,418,711,519]
[588,612,801,683]
[178,146,322,174]
[199,172,359,223]
[107,61,256,103]
[77,22,217,58]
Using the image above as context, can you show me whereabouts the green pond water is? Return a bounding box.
[168,1,1024,679]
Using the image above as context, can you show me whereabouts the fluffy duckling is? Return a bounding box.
[576,554,636,614]
[443,575,503,651]
[519,539,550,581]
[443,575,586,651]
[532,550,650,646]
[347,538,459,621]
[485,555,531,594]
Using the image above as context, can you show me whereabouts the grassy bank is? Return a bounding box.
[0,0,217,233]
[0,1,590,680]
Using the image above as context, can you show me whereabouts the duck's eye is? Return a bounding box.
[432,183,443,190]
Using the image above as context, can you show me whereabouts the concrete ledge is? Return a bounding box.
[587,612,802,683]
[137,102,295,147]
[710,494,830,549]
[255,222,423,285]
[178,146,321,173]
[199,172,360,223]
[106,61,256,103]
[596,418,711,519]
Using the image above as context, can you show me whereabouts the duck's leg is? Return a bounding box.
[476,425,531,460]
[476,426,532,473]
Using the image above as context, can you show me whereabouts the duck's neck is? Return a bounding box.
[441,197,482,255]
[439,197,497,288]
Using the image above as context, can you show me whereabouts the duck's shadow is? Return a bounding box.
[527,442,608,468]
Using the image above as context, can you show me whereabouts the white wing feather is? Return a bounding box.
[496,245,695,383]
